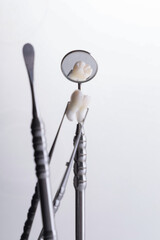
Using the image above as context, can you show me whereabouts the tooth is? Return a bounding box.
[81,95,91,108]
[66,90,83,121]
[68,61,93,81]
[76,108,87,123]
[66,108,75,121]
[66,103,76,121]
[71,90,83,108]
[66,90,91,122]
[76,95,91,123]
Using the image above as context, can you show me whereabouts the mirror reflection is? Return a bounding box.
[61,50,98,83]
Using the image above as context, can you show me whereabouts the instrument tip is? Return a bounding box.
[23,43,34,52]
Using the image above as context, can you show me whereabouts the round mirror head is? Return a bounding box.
[61,50,98,83]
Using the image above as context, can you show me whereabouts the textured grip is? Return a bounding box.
[74,125,87,191]
[31,118,49,179]
[31,117,56,240]
[73,124,87,240]
[20,183,39,240]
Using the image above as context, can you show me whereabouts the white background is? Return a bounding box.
[0,0,160,239]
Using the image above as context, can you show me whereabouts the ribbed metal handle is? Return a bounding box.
[74,125,87,191]
[31,117,56,240]
[31,118,49,179]
[73,124,87,240]
[20,184,39,240]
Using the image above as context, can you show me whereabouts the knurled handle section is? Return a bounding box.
[31,118,49,179]
[31,117,55,240]
[74,127,87,191]
[20,183,39,240]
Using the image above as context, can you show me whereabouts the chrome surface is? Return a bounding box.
[23,44,57,240]
[38,110,89,240]
[74,124,87,240]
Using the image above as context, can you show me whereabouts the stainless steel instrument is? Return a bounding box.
[61,50,98,240]
[23,44,57,240]
[20,46,98,240]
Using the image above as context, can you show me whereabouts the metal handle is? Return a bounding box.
[20,104,69,240]
[22,43,57,240]
[74,124,87,240]
[31,117,56,240]
[38,110,89,240]
[20,184,39,240]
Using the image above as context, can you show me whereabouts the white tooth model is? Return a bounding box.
[76,95,91,123]
[68,61,93,82]
[66,90,83,121]
[66,90,90,122]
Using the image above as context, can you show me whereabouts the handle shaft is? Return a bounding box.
[20,184,39,240]
[74,124,87,240]
[31,117,56,240]
[20,104,69,240]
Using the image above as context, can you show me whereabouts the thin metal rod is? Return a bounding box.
[38,109,89,240]
[75,191,85,240]
[23,43,56,240]
[78,83,81,90]
[49,102,69,160]
[74,123,87,240]
[20,103,68,240]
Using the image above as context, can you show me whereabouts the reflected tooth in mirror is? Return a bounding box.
[68,61,93,82]
[61,50,98,83]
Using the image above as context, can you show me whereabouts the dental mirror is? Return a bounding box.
[61,50,98,84]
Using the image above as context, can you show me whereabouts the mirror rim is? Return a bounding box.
[61,49,98,84]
